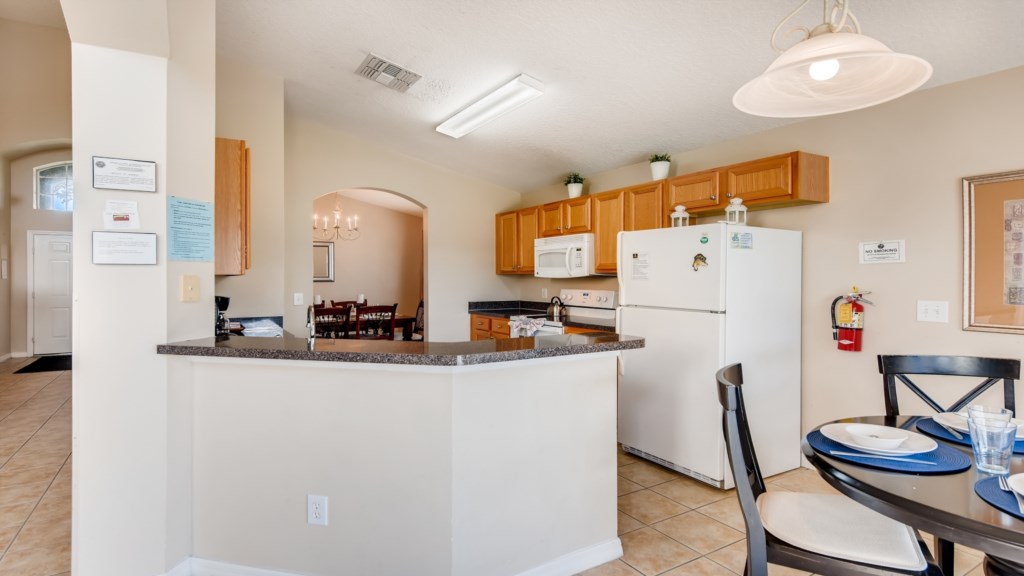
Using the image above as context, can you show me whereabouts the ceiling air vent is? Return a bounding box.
[356,53,422,93]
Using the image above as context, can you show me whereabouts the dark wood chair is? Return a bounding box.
[353,303,398,340]
[877,354,1021,573]
[878,355,1020,417]
[717,363,942,576]
[411,299,424,341]
[331,300,359,309]
[314,306,351,339]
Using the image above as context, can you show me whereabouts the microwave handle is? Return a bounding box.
[564,247,572,276]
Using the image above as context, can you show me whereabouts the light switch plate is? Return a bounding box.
[180,275,200,302]
[917,300,949,323]
[294,292,304,306]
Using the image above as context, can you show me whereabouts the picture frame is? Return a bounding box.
[313,241,334,282]
[963,169,1024,334]
[92,156,157,192]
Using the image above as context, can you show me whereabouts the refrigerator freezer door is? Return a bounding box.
[617,306,726,484]
[618,224,727,311]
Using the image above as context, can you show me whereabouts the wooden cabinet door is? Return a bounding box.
[495,211,518,274]
[625,181,663,231]
[516,207,539,274]
[592,190,625,275]
[725,153,792,203]
[215,137,251,275]
[664,170,723,221]
[563,196,592,233]
[540,202,564,236]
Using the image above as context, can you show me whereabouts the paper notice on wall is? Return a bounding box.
[103,200,140,229]
[630,251,650,281]
[859,240,905,264]
[1005,200,1024,305]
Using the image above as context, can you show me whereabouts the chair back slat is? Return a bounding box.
[879,355,1020,416]
[314,306,351,339]
[353,303,398,340]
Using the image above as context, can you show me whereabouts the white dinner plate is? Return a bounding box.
[1006,473,1024,497]
[820,423,937,456]
[934,412,1024,439]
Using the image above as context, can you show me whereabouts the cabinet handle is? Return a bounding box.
[726,193,734,198]
[710,194,717,201]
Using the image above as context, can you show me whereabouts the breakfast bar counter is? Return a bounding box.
[158,333,641,576]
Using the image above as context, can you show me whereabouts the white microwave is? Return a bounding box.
[534,233,595,278]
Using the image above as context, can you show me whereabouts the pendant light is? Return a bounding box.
[733,0,932,118]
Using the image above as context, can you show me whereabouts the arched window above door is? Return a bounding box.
[34,161,74,212]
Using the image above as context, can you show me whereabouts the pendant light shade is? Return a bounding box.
[733,1,932,118]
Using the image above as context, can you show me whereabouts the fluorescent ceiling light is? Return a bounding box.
[436,74,544,138]
[733,1,932,118]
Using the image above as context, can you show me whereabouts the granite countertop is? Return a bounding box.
[157,332,643,367]
[468,300,616,333]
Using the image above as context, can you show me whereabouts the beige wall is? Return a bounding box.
[9,149,72,356]
[214,59,286,319]
[517,66,1024,435]
[311,194,423,317]
[0,19,72,358]
[285,116,521,341]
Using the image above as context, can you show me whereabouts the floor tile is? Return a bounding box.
[618,511,644,536]
[651,478,731,509]
[618,450,641,467]
[765,467,837,495]
[0,481,50,509]
[617,461,680,487]
[661,557,738,576]
[620,527,700,576]
[653,511,744,555]
[0,465,59,488]
[0,540,71,574]
[618,490,688,525]
[618,476,644,496]
[577,558,643,576]
[694,494,745,532]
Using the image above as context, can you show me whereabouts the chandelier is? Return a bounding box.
[733,0,932,118]
[313,192,361,241]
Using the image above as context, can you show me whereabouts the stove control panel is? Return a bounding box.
[559,289,617,310]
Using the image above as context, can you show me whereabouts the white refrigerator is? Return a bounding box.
[616,223,802,488]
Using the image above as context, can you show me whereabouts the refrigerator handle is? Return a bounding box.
[616,230,626,304]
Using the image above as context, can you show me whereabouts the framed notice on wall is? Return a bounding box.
[963,169,1024,334]
[92,231,158,265]
[92,156,157,192]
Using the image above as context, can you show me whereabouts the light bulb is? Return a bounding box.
[808,58,840,81]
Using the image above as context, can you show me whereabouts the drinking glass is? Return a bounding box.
[968,405,1012,424]
[967,418,1017,474]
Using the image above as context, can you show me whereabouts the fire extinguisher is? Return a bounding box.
[831,286,873,352]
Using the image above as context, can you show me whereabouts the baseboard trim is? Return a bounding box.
[514,538,623,576]
[10,352,30,359]
[190,558,305,576]
[0,353,10,362]
[171,540,622,576]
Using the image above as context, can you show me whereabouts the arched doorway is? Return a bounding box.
[311,188,425,327]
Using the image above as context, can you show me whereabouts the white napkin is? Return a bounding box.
[509,315,547,337]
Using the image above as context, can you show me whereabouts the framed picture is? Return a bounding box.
[313,241,334,282]
[963,169,1024,333]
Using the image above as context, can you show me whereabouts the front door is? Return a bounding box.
[32,233,73,355]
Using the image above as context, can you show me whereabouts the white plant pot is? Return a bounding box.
[650,161,670,180]
[566,182,583,198]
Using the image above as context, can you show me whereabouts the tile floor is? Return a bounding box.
[579,449,988,576]
[0,356,992,576]
[0,356,71,576]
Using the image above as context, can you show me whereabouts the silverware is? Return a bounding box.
[997,476,1024,515]
[936,421,964,440]
[829,450,937,466]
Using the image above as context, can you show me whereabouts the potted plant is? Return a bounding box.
[649,153,671,180]
[563,172,585,198]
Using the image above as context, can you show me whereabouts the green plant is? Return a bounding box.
[563,172,585,185]
[649,153,671,163]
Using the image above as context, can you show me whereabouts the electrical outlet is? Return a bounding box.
[307,494,328,526]
[294,292,304,306]
[541,288,548,299]
[180,275,200,302]
[916,300,949,323]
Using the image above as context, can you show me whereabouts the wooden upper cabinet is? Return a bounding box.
[625,181,663,231]
[495,207,540,275]
[540,197,592,236]
[664,169,722,221]
[215,137,251,276]
[725,151,828,207]
[592,189,625,275]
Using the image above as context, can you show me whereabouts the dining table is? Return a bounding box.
[803,415,1024,576]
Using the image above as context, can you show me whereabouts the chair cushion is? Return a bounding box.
[757,491,927,571]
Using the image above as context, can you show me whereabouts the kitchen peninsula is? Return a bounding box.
[158,332,642,576]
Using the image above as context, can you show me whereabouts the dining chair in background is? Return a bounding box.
[877,353,1021,572]
[717,363,942,576]
[412,299,424,341]
[877,355,1020,417]
[314,306,351,339]
[353,303,398,340]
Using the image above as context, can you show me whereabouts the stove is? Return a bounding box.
[511,289,617,337]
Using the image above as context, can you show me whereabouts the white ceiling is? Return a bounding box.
[6,1,1024,196]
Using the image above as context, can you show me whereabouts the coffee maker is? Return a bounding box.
[215,296,230,335]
